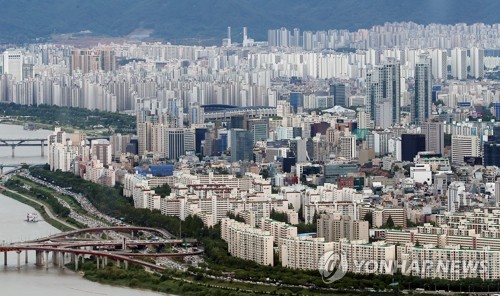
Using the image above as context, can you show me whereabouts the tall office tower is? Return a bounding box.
[401,134,426,161]
[194,128,208,155]
[483,142,500,167]
[430,49,447,80]
[248,119,269,144]
[227,26,231,47]
[230,129,253,162]
[451,47,467,80]
[165,128,185,160]
[339,134,357,160]
[470,47,484,79]
[184,128,195,153]
[289,92,303,113]
[329,83,347,107]
[293,28,301,48]
[451,135,480,164]
[483,125,500,166]
[412,56,432,125]
[420,121,444,155]
[366,61,400,127]
[3,50,24,82]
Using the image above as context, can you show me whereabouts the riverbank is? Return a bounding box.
[79,262,336,296]
[1,188,74,232]
[0,103,136,135]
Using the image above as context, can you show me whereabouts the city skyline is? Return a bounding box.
[2,2,500,293]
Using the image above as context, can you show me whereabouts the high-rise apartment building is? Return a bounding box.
[412,56,432,125]
[430,49,447,80]
[451,47,467,80]
[91,140,112,166]
[70,49,116,74]
[317,213,369,242]
[470,47,484,79]
[366,61,400,127]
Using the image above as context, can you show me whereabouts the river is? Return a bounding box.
[0,124,164,295]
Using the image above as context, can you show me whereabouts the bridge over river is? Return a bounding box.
[0,226,202,272]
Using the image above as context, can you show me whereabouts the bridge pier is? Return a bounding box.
[4,251,7,266]
[124,261,128,270]
[40,140,45,157]
[122,237,127,251]
[11,145,15,158]
[96,256,99,269]
[35,251,43,266]
[25,250,28,264]
[52,251,58,266]
[16,250,21,269]
[74,255,79,271]
[59,252,64,268]
[45,251,49,270]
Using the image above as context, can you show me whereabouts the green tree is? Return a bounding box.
[386,215,395,228]
[154,183,171,198]
[363,211,373,228]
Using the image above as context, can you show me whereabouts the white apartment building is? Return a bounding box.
[48,143,78,172]
[280,236,334,270]
[261,218,298,246]
[337,240,396,275]
[317,213,369,242]
[399,244,500,280]
[221,218,274,266]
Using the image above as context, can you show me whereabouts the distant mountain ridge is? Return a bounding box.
[1,0,499,44]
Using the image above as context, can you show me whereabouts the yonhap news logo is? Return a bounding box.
[317,250,348,284]
[318,250,490,284]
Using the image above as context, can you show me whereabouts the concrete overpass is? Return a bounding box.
[0,226,201,272]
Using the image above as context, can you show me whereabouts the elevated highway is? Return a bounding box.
[0,227,201,272]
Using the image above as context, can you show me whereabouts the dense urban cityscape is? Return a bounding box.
[2,11,500,296]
